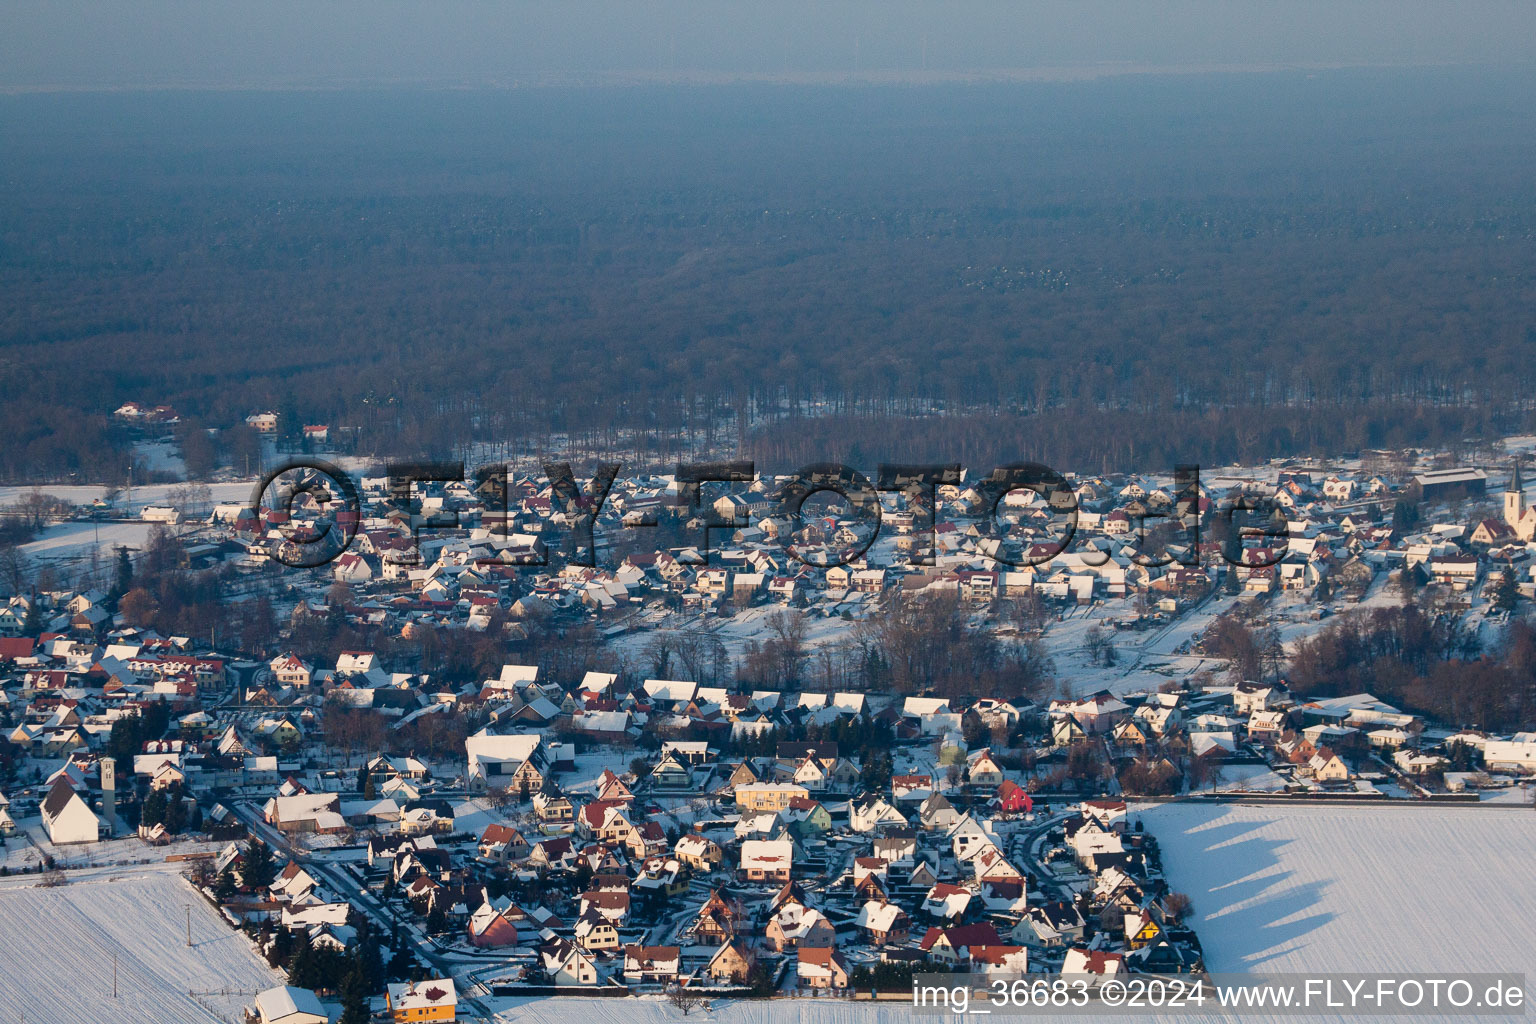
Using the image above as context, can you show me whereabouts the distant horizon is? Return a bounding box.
[6,1,1534,93]
[0,58,1482,97]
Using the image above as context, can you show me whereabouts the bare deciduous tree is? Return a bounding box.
[667,985,705,1016]
[1163,891,1194,922]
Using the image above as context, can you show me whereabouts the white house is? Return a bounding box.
[1063,947,1125,984]
[332,553,373,584]
[41,777,102,844]
[1481,740,1536,772]
[542,937,600,986]
[465,731,544,788]
[254,986,328,1024]
[739,838,794,882]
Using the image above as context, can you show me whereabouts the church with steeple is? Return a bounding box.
[1504,460,1536,541]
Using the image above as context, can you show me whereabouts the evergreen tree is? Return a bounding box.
[1493,568,1519,613]
[214,867,238,900]
[356,923,385,992]
[336,917,386,994]
[140,789,168,828]
[338,975,370,1024]
[288,935,317,989]
[162,789,188,833]
[21,599,41,637]
[266,925,295,969]
[243,838,277,889]
[111,546,134,602]
[425,901,446,935]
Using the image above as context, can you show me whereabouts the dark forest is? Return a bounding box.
[3,67,1535,480]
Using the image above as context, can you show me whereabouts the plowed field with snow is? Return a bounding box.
[0,868,283,1024]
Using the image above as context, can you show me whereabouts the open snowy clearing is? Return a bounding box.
[0,867,283,1024]
[19,520,156,571]
[1141,802,1536,978]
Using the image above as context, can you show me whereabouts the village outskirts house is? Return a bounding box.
[705,940,755,985]
[385,978,457,1022]
[254,986,328,1024]
[796,947,851,990]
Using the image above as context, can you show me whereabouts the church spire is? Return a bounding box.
[1505,458,1528,535]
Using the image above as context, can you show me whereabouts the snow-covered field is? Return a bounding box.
[1141,802,1536,978]
[4,480,260,577]
[0,481,258,511]
[0,868,283,1024]
[20,520,155,564]
[487,995,938,1024]
[132,439,188,477]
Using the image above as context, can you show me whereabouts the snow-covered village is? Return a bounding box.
[4,436,1536,1022]
[9,22,1536,1021]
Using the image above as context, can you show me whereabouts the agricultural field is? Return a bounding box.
[1142,802,1536,978]
[0,867,284,1024]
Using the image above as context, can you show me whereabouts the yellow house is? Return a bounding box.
[1113,720,1148,747]
[386,979,456,1022]
[1125,910,1163,950]
[257,717,302,746]
[575,913,622,951]
[675,834,724,872]
[734,783,808,813]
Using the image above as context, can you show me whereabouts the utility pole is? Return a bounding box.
[186,905,192,947]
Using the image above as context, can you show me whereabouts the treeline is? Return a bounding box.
[115,528,275,648]
[1287,606,1536,732]
[851,593,1054,701]
[6,72,1536,480]
[745,403,1508,475]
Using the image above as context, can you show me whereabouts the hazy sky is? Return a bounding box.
[4,1,1533,90]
